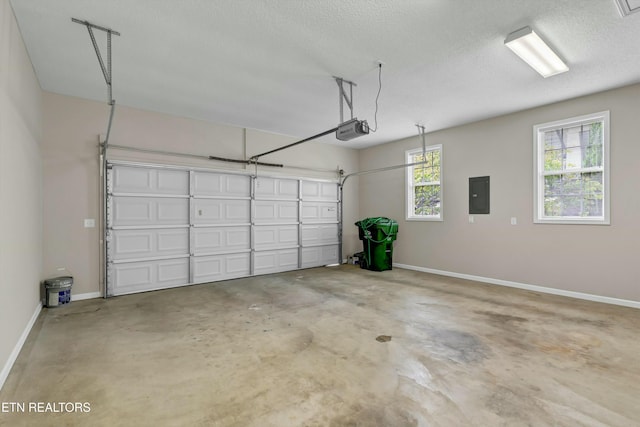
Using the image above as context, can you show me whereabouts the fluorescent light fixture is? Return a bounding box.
[505,26,568,78]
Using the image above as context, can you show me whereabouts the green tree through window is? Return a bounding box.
[535,112,609,224]
[406,145,442,220]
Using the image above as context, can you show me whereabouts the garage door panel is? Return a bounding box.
[192,199,250,224]
[301,245,339,268]
[255,177,298,199]
[155,170,190,194]
[192,226,250,254]
[301,224,339,246]
[194,256,222,280]
[112,197,189,226]
[192,172,221,195]
[112,167,151,193]
[111,258,189,295]
[158,261,190,282]
[225,176,250,196]
[254,225,298,250]
[301,202,338,222]
[227,203,250,221]
[111,228,189,260]
[114,263,152,287]
[112,199,151,223]
[192,172,250,197]
[112,166,189,195]
[254,200,298,223]
[116,232,152,255]
[301,181,337,201]
[254,249,299,275]
[192,253,250,283]
[158,200,189,222]
[157,230,189,252]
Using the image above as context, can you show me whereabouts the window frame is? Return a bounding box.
[406,144,443,221]
[533,111,610,225]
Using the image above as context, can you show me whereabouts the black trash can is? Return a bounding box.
[355,217,398,271]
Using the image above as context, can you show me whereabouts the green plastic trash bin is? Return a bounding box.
[355,217,398,271]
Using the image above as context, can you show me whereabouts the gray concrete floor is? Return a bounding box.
[1,265,639,426]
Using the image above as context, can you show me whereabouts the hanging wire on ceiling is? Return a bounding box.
[369,63,383,133]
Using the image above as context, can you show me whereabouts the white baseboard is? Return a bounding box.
[394,263,640,309]
[0,302,42,391]
[72,291,102,301]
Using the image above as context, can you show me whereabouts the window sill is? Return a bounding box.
[406,216,443,222]
[534,218,610,225]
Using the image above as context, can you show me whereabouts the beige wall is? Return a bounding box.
[359,83,640,302]
[42,92,360,296]
[0,0,43,387]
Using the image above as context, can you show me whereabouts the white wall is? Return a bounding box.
[42,92,359,296]
[0,0,43,389]
[359,83,640,303]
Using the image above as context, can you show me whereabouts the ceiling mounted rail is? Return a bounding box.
[248,74,373,166]
[248,126,339,164]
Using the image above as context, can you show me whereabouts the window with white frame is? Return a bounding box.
[533,111,610,224]
[406,145,442,220]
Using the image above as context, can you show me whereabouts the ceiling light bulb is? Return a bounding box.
[505,27,568,78]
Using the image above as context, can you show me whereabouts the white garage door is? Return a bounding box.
[300,180,340,268]
[253,176,299,275]
[190,171,252,285]
[107,166,190,296]
[106,163,339,296]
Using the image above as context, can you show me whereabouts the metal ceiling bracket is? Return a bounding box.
[334,76,357,123]
[416,124,426,158]
[72,18,120,107]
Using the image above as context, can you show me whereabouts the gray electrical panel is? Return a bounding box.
[469,176,490,214]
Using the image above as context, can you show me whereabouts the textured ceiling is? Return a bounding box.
[10,0,640,149]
